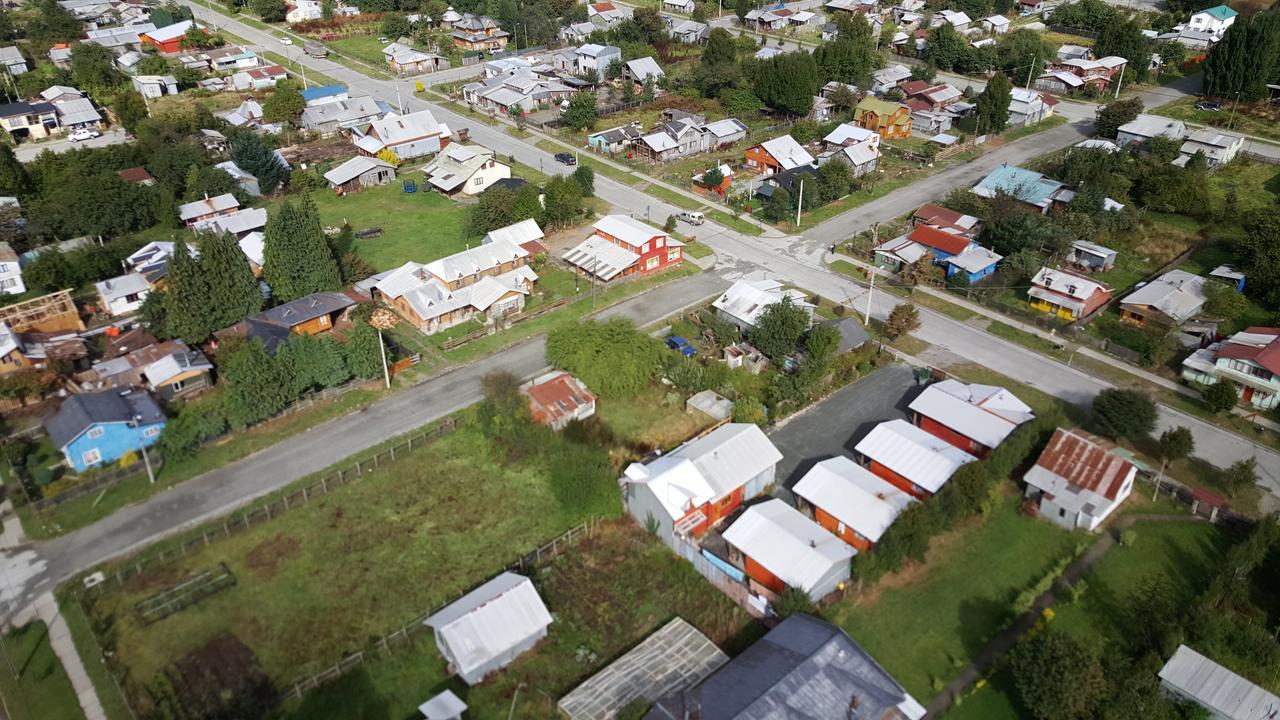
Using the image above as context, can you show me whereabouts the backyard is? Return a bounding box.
[1153,95,1280,143]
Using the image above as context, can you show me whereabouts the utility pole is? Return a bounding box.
[1229,91,1242,131]
[131,416,156,485]
[378,329,390,388]
[795,178,803,227]
[1113,67,1124,100]
[1025,53,1036,89]
[863,265,876,325]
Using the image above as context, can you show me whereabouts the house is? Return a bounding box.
[945,245,1002,283]
[451,14,510,51]
[587,1,625,26]
[819,123,881,176]
[564,215,683,281]
[935,9,971,28]
[913,203,983,238]
[1187,4,1237,39]
[88,340,213,399]
[670,19,710,43]
[744,134,816,174]
[462,71,576,115]
[323,156,396,194]
[383,42,448,76]
[1023,427,1135,532]
[94,273,150,316]
[299,96,390,136]
[664,0,694,12]
[827,316,870,354]
[1182,327,1280,410]
[0,241,23,295]
[42,90,100,130]
[372,241,536,333]
[231,65,287,91]
[874,224,977,273]
[205,45,258,71]
[699,118,747,148]
[854,419,977,498]
[423,144,510,197]
[301,84,349,107]
[971,164,1071,214]
[1009,87,1056,126]
[1159,645,1280,720]
[0,101,58,140]
[901,80,963,112]
[439,6,463,26]
[178,193,239,227]
[872,64,912,94]
[712,278,813,333]
[355,109,448,162]
[754,46,783,60]
[0,46,24,76]
[1117,114,1188,150]
[117,166,155,186]
[559,21,598,43]
[793,456,915,552]
[116,51,144,74]
[722,499,855,601]
[621,422,782,545]
[1036,56,1127,93]
[45,389,165,473]
[419,690,467,720]
[853,96,913,139]
[141,20,204,54]
[130,74,177,99]
[908,379,1034,457]
[192,208,268,241]
[649,614,926,720]
[1120,269,1207,327]
[424,572,552,685]
[982,14,1010,33]
[636,116,704,162]
[86,25,152,54]
[218,292,358,352]
[1176,128,1244,168]
[125,242,179,285]
[482,218,546,255]
[1068,240,1118,271]
[1028,266,1112,321]
[521,371,596,429]
[755,164,819,205]
[587,124,642,153]
[1019,0,1043,11]
[575,43,621,75]
[0,322,32,374]
[623,56,665,88]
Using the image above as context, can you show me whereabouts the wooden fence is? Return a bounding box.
[440,298,572,351]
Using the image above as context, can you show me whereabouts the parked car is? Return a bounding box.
[677,211,705,225]
[1195,101,1222,112]
[68,128,101,142]
[279,36,293,45]
[667,336,696,357]
[554,152,577,165]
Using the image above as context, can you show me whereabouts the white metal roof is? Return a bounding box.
[823,122,877,146]
[722,499,856,593]
[1118,114,1187,141]
[1158,644,1277,720]
[874,235,929,265]
[854,419,976,493]
[324,155,394,185]
[419,689,467,719]
[0,321,20,360]
[95,272,150,303]
[177,193,238,221]
[424,572,552,679]
[563,236,639,281]
[369,109,442,144]
[907,379,1032,449]
[193,207,267,236]
[593,214,662,249]
[484,218,543,246]
[1032,267,1108,301]
[238,232,264,268]
[946,245,1002,273]
[145,20,199,42]
[759,134,815,170]
[625,56,664,81]
[792,456,914,544]
[711,278,812,329]
[424,239,527,282]
[1121,269,1207,322]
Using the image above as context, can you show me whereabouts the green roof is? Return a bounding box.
[1201,4,1237,20]
[855,96,908,120]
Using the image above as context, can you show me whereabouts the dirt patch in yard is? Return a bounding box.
[122,563,189,595]
[244,534,300,581]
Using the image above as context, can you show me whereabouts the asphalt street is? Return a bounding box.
[14,128,129,163]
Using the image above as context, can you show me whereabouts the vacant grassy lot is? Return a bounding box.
[278,521,762,720]
[1154,95,1280,143]
[91,421,623,691]
[1207,159,1280,215]
[0,622,85,720]
[827,496,1088,700]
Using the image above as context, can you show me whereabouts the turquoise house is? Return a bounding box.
[45,389,165,473]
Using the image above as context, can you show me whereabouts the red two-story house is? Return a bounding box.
[563,214,684,281]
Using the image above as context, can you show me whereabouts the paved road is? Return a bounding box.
[0,271,728,618]
[14,129,129,163]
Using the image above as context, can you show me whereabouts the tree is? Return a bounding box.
[1095,96,1143,139]
[252,0,287,21]
[562,91,599,131]
[736,0,756,24]
[1203,281,1249,322]
[381,13,411,38]
[262,197,342,302]
[183,164,240,202]
[542,175,583,228]
[1203,379,1239,414]
[691,3,707,22]
[1237,209,1280,307]
[321,0,335,19]
[70,43,125,99]
[995,29,1054,84]
[703,27,737,67]
[1158,426,1194,469]
[219,339,294,429]
[1090,388,1157,440]
[909,63,937,83]
[26,0,81,44]
[817,160,851,203]
[181,25,222,50]
[1156,40,1186,71]
[198,231,262,329]
[732,396,768,426]
[925,23,967,70]
[230,133,290,195]
[804,322,840,368]
[1012,630,1109,720]
[1203,14,1280,101]
[753,52,820,116]
[0,145,31,199]
[546,319,664,399]
[1096,18,1151,82]
[701,166,724,189]
[262,80,305,124]
[572,164,594,198]
[750,297,810,360]
[343,320,384,379]
[975,72,1013,134]
[164,241,217,344]
[763,186,791,222]
[772,587,816,618]
[278,333,350,393]
[664,214,677,233]
[1220,457,1258,497]
[813,14,879,87]
[885,302,920,340]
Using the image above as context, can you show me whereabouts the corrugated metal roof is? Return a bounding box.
[483,218,543,246]
[1026,427,1134,502]
[854,419,976,493]
[758,134,815,170]
[564,236,640,280]
[711,278,812,329]
[424,572,552,679]
[908,379,1032,449]
[594,215,662,249]
[423,239,526,282]
[1120,269,1207,322]
[323,155,394,185]
[722,499,855,593]
[1160,645,1280,720]
[793,456,914,543]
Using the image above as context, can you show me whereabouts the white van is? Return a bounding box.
[677,211,705,225]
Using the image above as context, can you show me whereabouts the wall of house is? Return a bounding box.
[461,161,511,195]
[105,292,148,317]
[64,420,164,473]
[916,414,990,458]
[446,625,547,685]
[625,482,677,546]
[291,314,333,336]
[1029,296,1079,321]
[744,145,779,173]
[867,459,929,499]
[156,370,211,401]
[814,505,871,551]
[743,555,785,594]
[389,135,443,160]
[0,350,32,375]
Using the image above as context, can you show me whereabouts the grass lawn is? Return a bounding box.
[1207,159,1280,215]
[596,391,715,449]
[683,241,714,259]
[325,35,390,68]
[90,420,624,696]
[827,496,1088,700]
[1153,95,1280,143]
[705,208,764,236]
[1093,214,1202,293]
[0,622,84,720]
[1000,115,1069,143]
[276,521,762,720]
[57,594,134,720]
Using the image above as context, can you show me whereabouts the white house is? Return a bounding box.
[1023,427,1135,532]
[0,242,22,295]
[722,498,856,602]
[422,144,510,196]
[94,273,151,316]
[575,43,621,75]
[1176,128,1244,168]
[423,572,552,685]
[712,277,814,333]
[1186,5,1237,40]
[1008,87,1056,126]
[130,74,177,99]
[355,109,448,161]
[1116,114,1188,150]
[982,14,1010,33]
[1159,645,1280,720]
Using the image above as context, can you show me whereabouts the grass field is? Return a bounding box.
[0,622,85,720]
[92,419,624,694]
[1206,159,1280,215]
[1153,95,1280,143]
[827,496,1088,700]
[276,521,761,720]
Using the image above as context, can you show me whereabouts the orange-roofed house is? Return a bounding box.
[1023,428,1136,532]
[521,371,596,430]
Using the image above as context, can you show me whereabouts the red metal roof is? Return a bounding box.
[899,80,929,96]
[525,372,596,425]
[117,166,153,184]
[904,97,931,113]
[519,240,549,256]
[907,225,972,256]
[913,203,977,236]
[1218,327,1280,376]
[1033,428,1134,501]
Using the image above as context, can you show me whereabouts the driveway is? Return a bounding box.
[14,128,129,163]
[768,364,918,487]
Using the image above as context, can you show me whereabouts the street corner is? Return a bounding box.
[0,548,49,624]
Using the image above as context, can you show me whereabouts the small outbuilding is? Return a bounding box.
[424,572,553,685]
[1023,427,1135,532]
[722,498,856,602]
[418,689,467,719]
[522,370,596,429]
[792,456,915,552]
[323,156,397,194]
[686,389,732,421]
[1159,644,1278,720]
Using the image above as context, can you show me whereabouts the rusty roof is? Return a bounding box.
[1217,327,1280,377]
[907,224,972,257]
[1032,428,1134,501]
[524,371,595,424]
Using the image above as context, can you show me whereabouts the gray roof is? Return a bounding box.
[323,155,394,185]
[647,614,923,720]
[45,389,164,449]
[257,291,355,328]
[827,317,871,354]
[1160,645,1280,720]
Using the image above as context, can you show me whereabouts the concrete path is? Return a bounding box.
[924,513,1203,716]
[27,594,105,720]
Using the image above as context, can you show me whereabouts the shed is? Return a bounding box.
[722,498,855,601]
[521,370,596,430]
[686,389,732,420]
[418,690,466,719]
[825,317,871,354]
[1023,427,1135,532]
[792,456,915,551]
[423,572,552,685]
[323,156,397,193]
[854,419,977,498]
[1159,645,1280,720]
[1069,240,1118,271]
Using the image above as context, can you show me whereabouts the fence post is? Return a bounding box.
[321,475,328,492]
[390,445,395,461]
[302,487,308,503]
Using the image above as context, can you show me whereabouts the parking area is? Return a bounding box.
[767,364,921,487]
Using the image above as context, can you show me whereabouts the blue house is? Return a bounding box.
[874,224,1001,282]
[971,164,1071,215]
[300,84,348,107]
[45,390,165,473]
[945,245,1003,284]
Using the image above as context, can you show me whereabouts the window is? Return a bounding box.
[646,256,659,270]
[667,248,681,262]
[1059,508,1066,518]
[655,237,663,248]
[473,176,484,185]
[641,242,649,253]
[82,448,102,466]
[0,278,15,289]
[87,426,105,439]
[144,426,161,438]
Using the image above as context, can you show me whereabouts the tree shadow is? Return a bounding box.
[956,595,1015,661]
[287,667,391,720]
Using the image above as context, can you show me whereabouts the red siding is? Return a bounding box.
[744,555,785,593]
[596,230,683,277]
[675,487,743,538]
[814,506,871,551]
[868,460,929,500]
[917,414,990,458]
